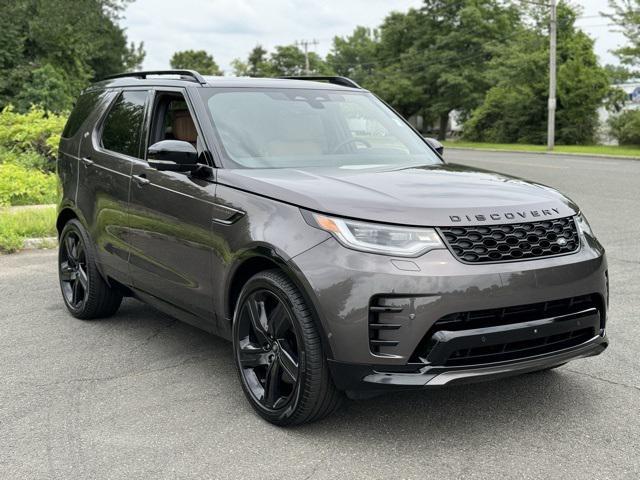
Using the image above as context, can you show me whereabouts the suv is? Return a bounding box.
[57,70,608,426]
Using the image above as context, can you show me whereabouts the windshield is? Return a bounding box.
[201,88,442,169]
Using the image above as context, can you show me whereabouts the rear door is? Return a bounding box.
[127,87,217,320]
[77,88,150,284]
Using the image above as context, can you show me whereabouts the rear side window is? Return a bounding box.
[101,90,148,158]
[62,90,102,138]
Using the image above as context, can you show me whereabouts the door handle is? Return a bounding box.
[132,174,150,186]
[81,157,94,166]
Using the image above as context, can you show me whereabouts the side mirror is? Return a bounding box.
[148,140,198,172]
[425,137,444,156]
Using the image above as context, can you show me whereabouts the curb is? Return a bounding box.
[22,236,57,250]
[444,146,640,161]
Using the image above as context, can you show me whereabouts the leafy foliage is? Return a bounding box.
[0,106,66,169]
[463,3,610,145]
[0,0,144,113]
[0,106,63,206]
[170,50,223,75]
[0,163,57,207]
[604,0,640,71]
[232,44,333,77]
[325,1,522,138]
[608,109,640,145]
[231,45,272,77]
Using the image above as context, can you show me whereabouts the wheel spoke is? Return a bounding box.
[263,360,281,407]
[77,266,88,290]
[268,302,289,338]
[246,298,270,344]
[238,342,270,368]
[76,242,85,263]
[65,235,77,263]
[277,341,299,384]
[71,279,81,306]
[60,261,73,282]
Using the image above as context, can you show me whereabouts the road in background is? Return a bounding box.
[1,150,639,479]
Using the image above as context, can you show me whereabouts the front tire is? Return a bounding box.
[232,270,342,426]
[58,219,122,319]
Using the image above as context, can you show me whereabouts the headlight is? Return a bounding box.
[575,213,594,237]
[308,212,444,257]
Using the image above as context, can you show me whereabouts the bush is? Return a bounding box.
[463,85,547,144]
[0,163,57,207]
[608,109,640,146]
[0,105,67,171]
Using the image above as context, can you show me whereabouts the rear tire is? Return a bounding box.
[232,269,342,426]
[58,219,122,319]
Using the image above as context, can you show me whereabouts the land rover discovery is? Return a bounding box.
[56,70,608,425]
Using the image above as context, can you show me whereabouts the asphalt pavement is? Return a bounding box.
[1,149,639,479]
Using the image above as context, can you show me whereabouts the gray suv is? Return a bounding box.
[56,70,608,425]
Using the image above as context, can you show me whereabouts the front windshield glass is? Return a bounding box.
[201,88,442,169]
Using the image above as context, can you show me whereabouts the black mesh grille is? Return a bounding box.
[439,216,579,263]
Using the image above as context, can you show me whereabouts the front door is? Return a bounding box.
[128,88,217,320]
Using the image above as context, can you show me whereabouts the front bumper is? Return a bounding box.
[328,332,607,394]
[290,230,608,391]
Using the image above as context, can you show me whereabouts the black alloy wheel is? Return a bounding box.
[58,219,122,319]
[60,230,89,310]
[232,270,342,426]
[236,289,300,410]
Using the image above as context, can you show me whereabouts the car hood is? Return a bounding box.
[216,163,578,227]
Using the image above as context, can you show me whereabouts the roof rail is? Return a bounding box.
[101,70,208,85]
[280,76,361,89]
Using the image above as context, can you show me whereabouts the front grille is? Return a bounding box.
[439,216,579,263]
[445,327,595,366]
[411,294,602,364]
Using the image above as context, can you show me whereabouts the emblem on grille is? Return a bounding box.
[557,237,567,246]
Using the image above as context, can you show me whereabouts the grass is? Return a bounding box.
[0,204,57,253]
[442,140,640,158]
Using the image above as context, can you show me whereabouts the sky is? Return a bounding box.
[121,0,626,74]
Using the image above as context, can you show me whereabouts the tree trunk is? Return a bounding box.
[438,112,449,140]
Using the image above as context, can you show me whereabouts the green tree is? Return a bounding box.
[464,3,609,145]
[231,45,272,77]
[327,2,521,138]
[268,45,332,76]
[604,64,633,83]
[0,0,145,112]
[604,0,640,70]
[170,49,223,75]
[326,27,378,85]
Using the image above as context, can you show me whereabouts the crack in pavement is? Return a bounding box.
[564,367,640,393]
[128,319,178,353]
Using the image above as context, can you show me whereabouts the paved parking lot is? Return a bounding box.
[1,149,639,479]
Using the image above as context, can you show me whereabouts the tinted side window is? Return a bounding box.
[62,90,102,138]
[101,91,148,158]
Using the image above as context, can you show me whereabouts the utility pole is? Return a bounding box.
[547,0,557,151]
[296,39,318,75]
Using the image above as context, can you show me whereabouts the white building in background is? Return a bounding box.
[598,82,640,144]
